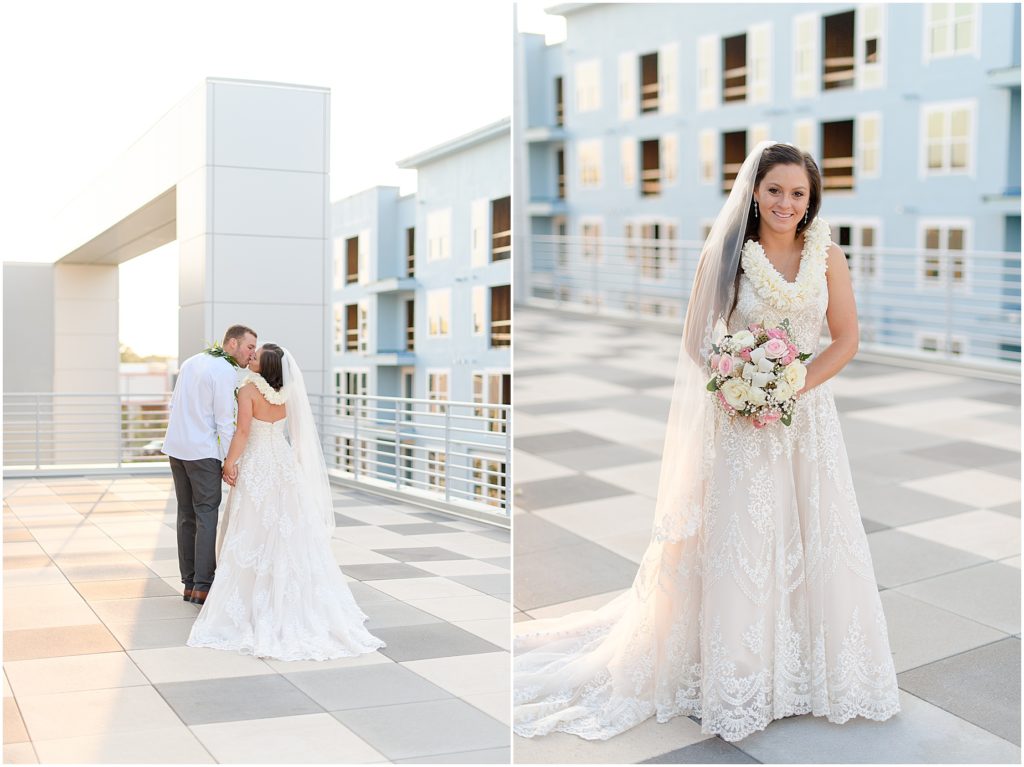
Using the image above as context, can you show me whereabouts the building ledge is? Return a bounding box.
[524,125,567,143]
[364,277,417,294]
[367,351,416,366]
[527,198,568,216]
[987,66,1021,88]
[982,189,1022,211]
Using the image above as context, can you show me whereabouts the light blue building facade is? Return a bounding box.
[516,2,1021,365]
[329,120,511,508]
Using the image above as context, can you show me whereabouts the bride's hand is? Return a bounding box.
[222,462,238,486]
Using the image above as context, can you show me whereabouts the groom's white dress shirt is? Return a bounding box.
[162,353,239,462]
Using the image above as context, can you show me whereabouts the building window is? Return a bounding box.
[427,289,450,337]
[722,33,747,102]
[555,76,564,125]
[333,304,343,353]
[345,236,359,284]
[556,148,566,198]
[926,3,977,59]
[639,51,659,113]
[578,139,602,189]
[472,371,510,434]
[427,208,452,262]
[858,113,881,178]
[490,285,510,348]
[822,119,855,191]
[699,130,716,183]
[405,299,415,351]
[472,286,485,336]
[833,222,879,283]
[721,130,747,193]
[405,226,415,277]
[921,223,968,286]
[472,457,506,506]
[554,217,568,267]
[400,368,415,422]
[918,332,967,356]
[640,223,665,280]
[574,59,602,113]
[334,370,367,418]
[358,301,368,353]
[426,450,446,489]
[641,139,661,197]
[923,101,974,175]
[345,304,358,351]
[582,220,602,261]
[491,196,511,261]
[822,10,855,90]
[427,370,449,415]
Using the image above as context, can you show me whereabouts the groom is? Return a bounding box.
[163,325,257,606]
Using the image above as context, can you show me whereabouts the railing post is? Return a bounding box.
[34,394,41,470]
[352,394,360,480]
[944,249,955,361]
[503,405,511,516]
[117,395,123,469]
[444,404,451,503]
[394,399,401,490]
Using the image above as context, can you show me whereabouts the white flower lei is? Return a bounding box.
[241,371,289,405]
[740,217,832,312]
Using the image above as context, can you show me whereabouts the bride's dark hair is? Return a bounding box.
[259,344,285,391]
[726,144,823,323]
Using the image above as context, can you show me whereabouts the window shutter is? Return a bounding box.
[793,13,817,99]
[699,129,716,184]
[793,119,814,155]
[471,199,488,267]
[357,230,370,284]
[857,4,884,89]
[697,35,719,111]
[620,136,637,188]
[749,23,772,103]
[659,42,679,114]
[618,52,637,120]
[857,113,881,177]
[661,133,678,185]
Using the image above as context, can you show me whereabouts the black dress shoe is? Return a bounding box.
[189,589,209,606]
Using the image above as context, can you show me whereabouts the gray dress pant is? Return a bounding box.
[168,456,221,592]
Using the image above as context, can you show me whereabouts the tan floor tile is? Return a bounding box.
[2,742,37,763]
[17,686,182,741]
[5,652,147,697]
[3,584,99,630]
[3,696,29,743]
[76,578,179,601]
[32,727,214,764]
[3,529,35,543]
[4,624,122,661]
[463,691,510,725]
[3,555,54,571]
[127,646,275,684]
[900,509,1020,561]
[2,566,67,587]
[403,651,509,698]
[903,469,1021,509]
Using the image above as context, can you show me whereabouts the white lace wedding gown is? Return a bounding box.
[513,219,900,743]
[187,413,385,661]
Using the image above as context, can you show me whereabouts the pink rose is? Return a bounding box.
[718,354,736,376]
[739,348,752,362]
[710,353,721,371]
[761,410,782,424]
[787,343,798,355]
[781,352,796,365]
[752,417,765,429]
[766,328,786,340]
[763,338,788,359]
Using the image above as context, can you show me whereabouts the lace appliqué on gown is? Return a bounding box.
[186,417,385,661]
[513,219,900,742]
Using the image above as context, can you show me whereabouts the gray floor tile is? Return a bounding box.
[833,395,887,412]
[837,419,949,456]
[333,698,508,761]
[156,674,323,725]
[899,637,1021,746]
[850,452,962,484]
[642,737,761,763]
[516,542,636,611]
[394,746,510,763]
[481,556,511,570]
[285,662,451,710]
[448,574,512,598]
[867,529,989,588]
[364,600,447,630]
[334,513,369,527]
[880,590,1007,673]
[516,474,631,512]
[512,515,586,556]
[853,477,972,527]
[372,547,470,562]
[542,443,662,472]
[989,463,1022,481]
[991,501,1021,517]
[347,581,398,605]
[103,618,197,651]
[373,622,503,662]
[839,359,910,378]
[862,517,889,534]
[569,363,676,389]
[517,398,613,416]
[516,431,615,454]
[909,441,1022,469]
[380,522,457,535]
[474,527,511,542]
[409,511,461,523]
[341,563,433,581]
[736,689,1020,763]
[895,561,1020,634]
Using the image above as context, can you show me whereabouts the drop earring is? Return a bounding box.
[803,210,809,225]
[753,200,759,219]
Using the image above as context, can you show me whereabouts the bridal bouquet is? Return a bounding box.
[706,319,811,428]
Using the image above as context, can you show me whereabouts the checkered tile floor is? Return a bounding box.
[3,476,510,764]
[513,305,1021,764]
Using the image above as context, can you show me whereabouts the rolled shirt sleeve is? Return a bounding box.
[212,364,238,461]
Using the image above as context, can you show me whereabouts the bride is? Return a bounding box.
[187,343,385,661]
[513,141,900,742]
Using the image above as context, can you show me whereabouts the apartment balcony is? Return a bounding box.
[982,187,1022,213]
[366,348,417,366]
[526,196,568,217]
[523,125,567,143]
[988,65,1021,88]
[362,276,417,294]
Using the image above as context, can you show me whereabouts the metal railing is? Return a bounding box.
[526,234,1022,372]
[3,391,511,517]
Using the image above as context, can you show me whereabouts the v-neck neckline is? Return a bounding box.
[750,230,810,285]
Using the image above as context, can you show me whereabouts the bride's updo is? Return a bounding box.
[259,344,285,391]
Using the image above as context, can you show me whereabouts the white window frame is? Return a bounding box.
[426,288,451,338]
[919,99,976,178]
[574,58,602,113]
[426,368,451,415]
[580,216,603,262]
[917,218,972,292]
[426,208,452,262]
[829,217,883,287]
[357,298,369,353]
[915,330,970,357]
[333,368,369,418]
[923,3,980,62]
[332,303,344,353]
[471,368,510,434]
[855,4,886,89]
[749,22,773,104]
[472,285,486,336]
[857,112,882,179]
[471,454,506,506]
[661,133,678,187]
[332,238,345,290]
[792,12,819,99]
[357,230,370,285]
[577,138,603,190]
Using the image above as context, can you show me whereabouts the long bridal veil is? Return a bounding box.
[513,142,777,739]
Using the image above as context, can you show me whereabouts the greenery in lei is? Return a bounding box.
[204,342,242,368]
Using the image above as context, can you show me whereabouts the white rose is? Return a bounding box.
[751,371,772,389]
[774,380,795,402]
[731,330,756,349]
[784,361,807,390]
[720,378,750,409]
[741,362,757,381]
[747,386,767,406]
[750,346,766,364]
[756,356,774,373]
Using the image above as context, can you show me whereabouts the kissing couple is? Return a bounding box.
[162,324,384,661]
